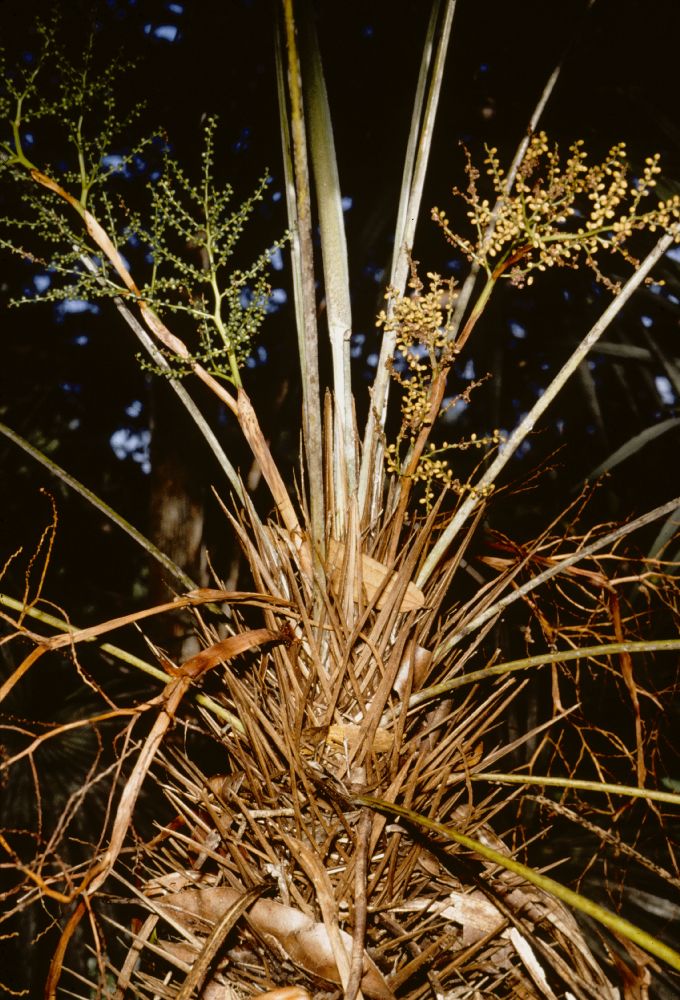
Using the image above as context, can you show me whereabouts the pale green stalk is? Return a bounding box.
[302,11,356,524]
[418,228,679,588]
[409,637,680,707]
[460,772,680,806]
[358,0,457,523]
[356,795,680,971]
[277,1,325,551]
[274,29,309,408]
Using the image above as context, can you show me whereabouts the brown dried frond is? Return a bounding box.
[90,515,629,996]
[4,447,679,999]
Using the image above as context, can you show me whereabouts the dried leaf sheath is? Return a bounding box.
[74,492,663,999]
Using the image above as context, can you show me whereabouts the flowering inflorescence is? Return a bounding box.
[0,18,151,207]
[432,132,680,291]
[388,433,500,508]
[131,116,285,386]
[0,21,282,389]
[381,268,457,431]
[380,266,501,508]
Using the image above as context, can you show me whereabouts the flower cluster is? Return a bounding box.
[381,269,458,434]
[133,117,285,386]
[387,433,500,508]
[380,267,500,508]
[432,132,680,291]
[0,22,281,390]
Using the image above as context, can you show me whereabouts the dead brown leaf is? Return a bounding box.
[328,538,425,612]
[155,885,394,1000]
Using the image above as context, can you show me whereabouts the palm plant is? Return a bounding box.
[1,4,680,999]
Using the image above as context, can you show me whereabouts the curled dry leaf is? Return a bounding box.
[179,627,286,680]
[155,886,394,1000]
[325,723,393,754]
[392,643,432,697]
[255,990,313,1000]
[327,538,425,612]
[303,720,394,764]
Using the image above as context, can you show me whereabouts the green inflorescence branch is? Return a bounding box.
[0,21,282,391]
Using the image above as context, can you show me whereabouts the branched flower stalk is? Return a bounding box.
[435,132,680,291]
[131,116,286,388]
[382,136,680,559]
[431,133,680,358]
[0,21,302,541]
[2,41,281,390]
[380,266,500,551]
